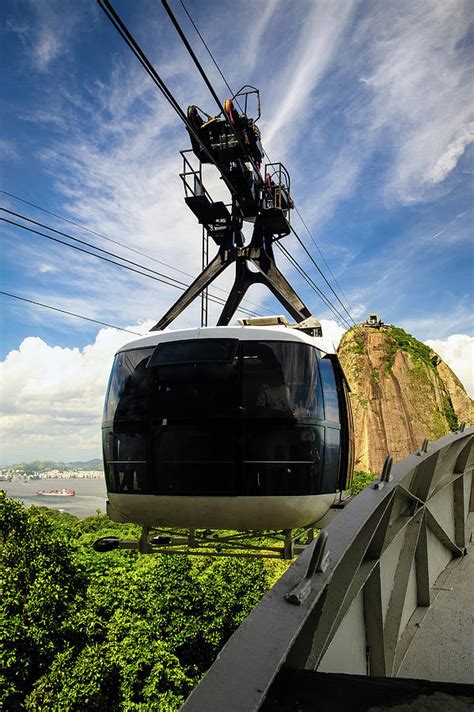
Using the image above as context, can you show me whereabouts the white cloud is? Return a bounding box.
[0,316,347,463]
[5,1,95,72]
[34,29,61,71]
[38,263,57,274]
[314,319,345,354]
[0,324,149,464]
[292,0,474,225]
[0,139,19,161]
[1,316,471,464]
[425,334,474,397]
[350,303,367,320]
[244,0,279,73]
[425,122,474,186]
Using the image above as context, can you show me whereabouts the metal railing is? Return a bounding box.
[182,427,474,711]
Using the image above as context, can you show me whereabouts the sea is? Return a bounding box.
[1,478,107,518]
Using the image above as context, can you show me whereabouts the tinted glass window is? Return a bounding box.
[103,423,148,493]
[319,358,340,423]
[148,339,238,366]
[103,348,154,423]
[321,426,341,493]
[150,361,239,419]
[242,341,321,419]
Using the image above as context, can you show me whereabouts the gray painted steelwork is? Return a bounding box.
[181,428,474,711]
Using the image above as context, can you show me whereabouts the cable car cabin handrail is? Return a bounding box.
[265,162,291,188]
[179,149,216,204]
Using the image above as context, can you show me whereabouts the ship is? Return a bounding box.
[36,488,75,497]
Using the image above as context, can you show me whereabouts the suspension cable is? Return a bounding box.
[289,225,356,325]
[179,0,244,113]
[0,290,144,336]
[97,0,241,204]
[276,243,352,330]
[161,0,265,186]
[0,189,267,314]
[1,215,262,317]
[293,206,356,317]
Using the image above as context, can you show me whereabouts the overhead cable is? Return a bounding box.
[161,0,265,187]
[276,243,352,330]
[293,206,356,318]
[179,0,244,113]
[0,290,144,336]
[290,225,356,326]
[1,214,262,317]
[2,207,189,289]
[0,189,266,313]
[97,0,241,203]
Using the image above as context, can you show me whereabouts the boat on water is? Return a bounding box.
[36,488,75,497]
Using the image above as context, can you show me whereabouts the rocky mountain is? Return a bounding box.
[338,322,473,474]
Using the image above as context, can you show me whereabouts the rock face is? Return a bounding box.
[338,324,474,474]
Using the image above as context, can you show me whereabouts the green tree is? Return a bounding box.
[0,493,86,709]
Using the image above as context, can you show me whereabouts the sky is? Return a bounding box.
[0,0,473,464]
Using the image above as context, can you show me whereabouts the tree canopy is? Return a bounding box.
[0,493,270,710]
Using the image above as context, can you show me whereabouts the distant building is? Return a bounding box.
[365,313,384,329]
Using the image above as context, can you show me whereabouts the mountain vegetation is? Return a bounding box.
[338,323,473,473]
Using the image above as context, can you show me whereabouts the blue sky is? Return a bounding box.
[0,0,473,463]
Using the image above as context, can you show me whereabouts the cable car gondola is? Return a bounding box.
[103,320,354,531]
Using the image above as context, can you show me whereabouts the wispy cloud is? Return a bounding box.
[357,0,473,204]
[263,0,357,154]
[425,122,474,186]
[5,0,95,72]
[244,0,280,73]
[0,139,19,161]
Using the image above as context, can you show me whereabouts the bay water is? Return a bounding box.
[2,478,107,519]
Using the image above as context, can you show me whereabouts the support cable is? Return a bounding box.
[179,0,244,113]
[276,243,352,330]
[289,225,356,326]
[99,0,354,327]
[2,208,190,289]
[0,189,267,313]
[0,189,194,278]
[97,0,241,203]
[293,206,356,318]
[1,215,262,317]
[0,290,144,336]
[161,0,266,187]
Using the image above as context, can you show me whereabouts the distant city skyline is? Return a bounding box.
[1,0,473,462]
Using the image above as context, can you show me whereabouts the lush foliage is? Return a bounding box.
[0,494,271,710]
[351,470,377,496]
[382,325,435,374]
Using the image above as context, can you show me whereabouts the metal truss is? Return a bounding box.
[94,525,317,560]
